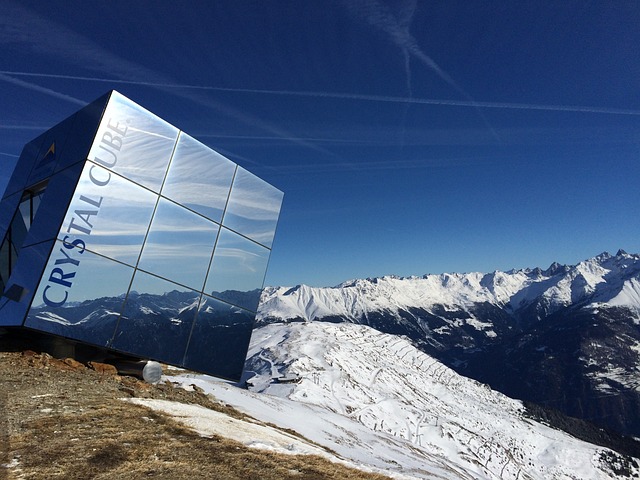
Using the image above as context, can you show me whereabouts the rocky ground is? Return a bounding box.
[0,332,389,480]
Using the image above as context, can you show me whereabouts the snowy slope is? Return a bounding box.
[256,251,640,438]
[158,321,638,479]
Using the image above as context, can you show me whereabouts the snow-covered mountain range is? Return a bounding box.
[259,251,640,326]
[257,251,640,438]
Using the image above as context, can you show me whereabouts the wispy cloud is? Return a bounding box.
[0,73,85,106]
[396,0,418,97]
[343,0,502,140]
[0,3,164,87]
[4,71,638,117]
[0,2,329,156]
[396,0,418,146]
[263,155,504,177]
[0,125,47,131]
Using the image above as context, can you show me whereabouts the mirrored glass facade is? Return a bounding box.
[0,91,283,381]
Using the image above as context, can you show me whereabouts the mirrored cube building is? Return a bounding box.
[0,91,283,380]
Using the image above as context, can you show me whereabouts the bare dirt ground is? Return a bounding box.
[0,336,390,480]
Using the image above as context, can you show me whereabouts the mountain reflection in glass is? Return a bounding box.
[183,295,255,380]
[25,242,135,346]
[1,90,282,381]
[205,228,270,311]
[0,240,54,327]
[111,271,200,365]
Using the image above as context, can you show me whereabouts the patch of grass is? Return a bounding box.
[11,402,388,479]
[1,350,390,480]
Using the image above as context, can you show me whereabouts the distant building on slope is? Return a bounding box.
[0,91,283,381]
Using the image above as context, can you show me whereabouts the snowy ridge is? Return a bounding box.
[258,251,640,327]
[605,278,640,309]
[238,321,634,479]
[156,321,639,479]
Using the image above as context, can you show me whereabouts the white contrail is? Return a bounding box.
[0,70,332,155]
[195,133,384,144]
[0,125,46,130]
[0,2,331,156]
[2,71,640,116]
[396,0,417,147]
[397,0,418,98]
[0,73,86,106]
[346,0,501,141]
[352,0,457,93]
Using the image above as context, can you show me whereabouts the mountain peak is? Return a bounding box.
[543,261,569,276]
[594,251,613,262]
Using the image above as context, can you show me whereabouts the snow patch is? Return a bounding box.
[162,322,632,480]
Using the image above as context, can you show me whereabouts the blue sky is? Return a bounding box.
[2,1,640,287]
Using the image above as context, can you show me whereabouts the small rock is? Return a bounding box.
[191,384,204,394]
[88,361,118,376]
[63,358,85,370]
[119,386,136,397]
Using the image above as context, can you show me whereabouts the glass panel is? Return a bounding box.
[25,114,76,187]
[161,133,236,223]
[87,91,179,192]
[204,228,270,311]
[0,192,21,243]
[183,295,255,380]
[0,187,43,294]
[17,183,46,232]
[9,243,18,277]
[25,242,135,345]
[21,161,85,249]
[3,137,43,198]
[137,198,219,291]
[8,202,29,255]
[0,238,9,294]
[18,199,31,228]
[222,167,283,248]
[110,271,200,365]
[54,92,110,173]
[57,162,157,266]
[31,189,44,220]
[0,241,54,327]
